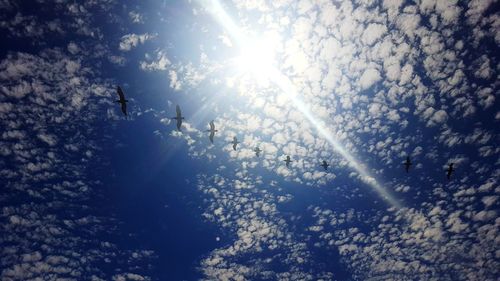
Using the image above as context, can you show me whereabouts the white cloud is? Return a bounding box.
[472,210,496,221]
[37,132,57,146]
[108,55,126,65]
[481,196,497,208]
[359,68,381,89]
[129,11,144,24]
[106,1,500,279]
[361,23,387,45]
[140,50,171,71]
[119,33,156,51]
[477,88,495,109]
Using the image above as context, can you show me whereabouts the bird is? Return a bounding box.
[207,120,217,143]
[231,136,239,150]
[404,156,412,173]
[172,105,184,131]
[321,160,329,171]
[284,155,292,167]
[446,163,455,180]
[116,86,128,116]
[254,146,262,157]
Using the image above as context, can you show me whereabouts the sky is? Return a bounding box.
[0,0,499,280]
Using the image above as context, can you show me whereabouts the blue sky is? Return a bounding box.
[1,0,499,280]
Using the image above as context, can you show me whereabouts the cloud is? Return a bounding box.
[197,174,332,280]
[0,31,155,281]
[108,55,126,65]
[361,23,387,45]
[119,33,156,51]
[146,1,500,278]
[37,132,57,146]
[129,11,144,24]
[359,68,381,90]
[4,0,492,279]
[140,50,171,71]
[428,109,448,126]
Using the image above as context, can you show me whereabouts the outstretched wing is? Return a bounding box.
[117,86,125,100]
[210,120,215,130]
[446,164,454,179]
[404,157,411,172]
[232,137,237,150]
[176,118,182,130]
[209,132,214,143]
[121,102,127,115]
[176,105,181,118]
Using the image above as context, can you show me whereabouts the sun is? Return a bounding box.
[234,35,278,83]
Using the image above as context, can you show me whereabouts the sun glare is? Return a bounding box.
[235,36,277,82]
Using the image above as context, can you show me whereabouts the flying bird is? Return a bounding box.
[321,160,329,171]
[446,163,455,180]
[254,146,262,157]
[404,156,412,173]
[172,105,184,131]
[231,136,239,151]
[284,155,292,168]
[207,120,218,143]
[116,86,128,116]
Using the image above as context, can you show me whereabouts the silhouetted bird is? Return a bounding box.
[321,160,329,171]
[207,120,217,143]
[231,136,239,150]
[172,105,184,131]
[404,156,412,173]
[446,163,455,180]
[284,155,292,167]
[254,146,262,157]
[116,86,128,116]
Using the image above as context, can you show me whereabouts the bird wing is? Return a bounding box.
[117,86,125,100]
[210,120,215,130]
[233,143,237,150]
[176,105,181,118]
[446,165,454,178]
[176,118,182,130]
[121,102,127,115]
[209,132,214,143]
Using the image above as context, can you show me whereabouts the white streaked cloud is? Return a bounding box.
[119,33,156,51]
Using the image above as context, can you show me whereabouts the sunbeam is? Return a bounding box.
[201,0,402,208]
